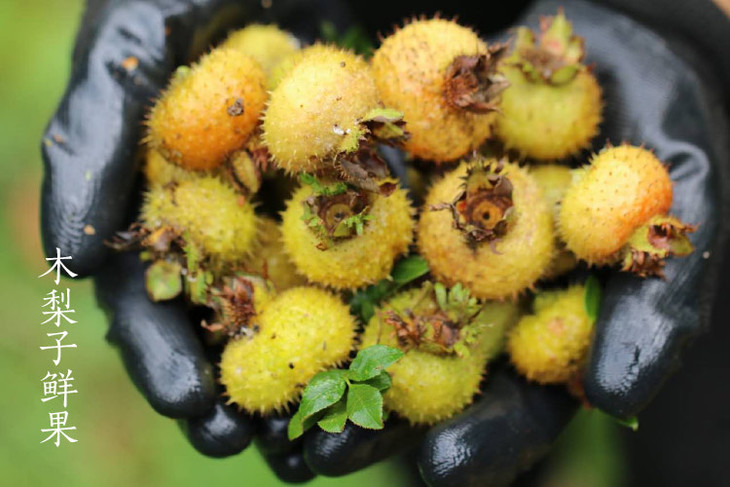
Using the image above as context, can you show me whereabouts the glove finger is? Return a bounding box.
[303,417,424,477]
[263,449,317,484]
[515,0,726,418]
[417,367,577,487]
[256,413,301,456]
[179,397,255,458]
[40,0,259,276]
[95,251,216,418]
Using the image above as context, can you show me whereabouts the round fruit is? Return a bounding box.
[281,180,414,289]
[507,284,594,384]
[372,18,508,162]
[146,48,267,170]
[495,11,602,160]
[143,149,194,186]
[220,286,356,413]
[360,283,520,424]
[418,159,554,299]
[220,24,300,84]
[262,45,380,173]
[242,217,308,291]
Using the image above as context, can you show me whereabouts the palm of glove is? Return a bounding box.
[41,0,728,485]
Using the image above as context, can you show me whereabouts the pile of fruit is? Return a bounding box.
[115,13,696,436]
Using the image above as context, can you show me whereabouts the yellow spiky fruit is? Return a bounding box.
[140,175,258,266]
[146,48,267,170]
[268,44,332,91]
[360,286,520,424]
[220,286,356,414]
[372,18,507,163]
[281,184,414,289]
[262,45,380,173]
[530,165,578,279]
[558,145,674,265]
[242,217,308,291]
[143,149,195,185]
[507,285,594,384]
[219,24,300,85]
[417,161,554,299]
[495,12,602,160]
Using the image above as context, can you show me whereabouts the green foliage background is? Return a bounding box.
[0,1,626,485]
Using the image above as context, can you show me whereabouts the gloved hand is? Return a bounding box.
[300,0,730,485]
[40,0,351,482]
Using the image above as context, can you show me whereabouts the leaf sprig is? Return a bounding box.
[288,345,404,440]
[299,173,348,197]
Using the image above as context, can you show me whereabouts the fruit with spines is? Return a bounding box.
[242,217,307,291]
[507,284,594,384]
[530,164,578,278]
[372,18,509,163]
[146,48,267,170]
[495,11,602,160]
[143,149,195,186]
[417,159,555,299]
[360,282,521,424]
[558,144,695,276]
[220,286,356,414]
[219,24,300,85]
[281,178,414,289]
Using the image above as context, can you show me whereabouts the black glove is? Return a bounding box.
[301,0,730,485]
[41,0,351,482]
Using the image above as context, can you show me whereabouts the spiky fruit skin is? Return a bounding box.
[219,24,300,85]
[268,44,331,91]
[219,287,356,414]
[371,19,494,163]
[507,285,594,384]
[147,48,267,170]
[495,66,602,160]
[558,145,673,264]
[530,165,578,278]
[361,288,520,424]
[262,45,379,173]
[143,149,194,186]
[140,175,257,265]
[418,162,554,299]
[281,184,414,289]
[243,217,307,291]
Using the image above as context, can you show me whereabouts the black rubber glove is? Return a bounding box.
[41,0,350,481]
[302,0,730,485]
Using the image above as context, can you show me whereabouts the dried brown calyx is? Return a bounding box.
[203,275,263,338]
[443,43,510,113]
[300,174,375,250]
[431,160,515,247]
[621,215,697,278]
[510,9,586,85]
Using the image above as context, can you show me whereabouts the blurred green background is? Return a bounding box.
[0,1,627,485]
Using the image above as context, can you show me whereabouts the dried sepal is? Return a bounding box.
[443,43,510,113]
[621,215,697,278]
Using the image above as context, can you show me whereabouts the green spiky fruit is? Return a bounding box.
[262,45,383,174]
[242,217,308,291]
[372,18,508,163]
[360,283,520,424]
[418,159,554,299]
[220,286,356,413]
[219,24,300,85]
[281,181,414,289]
[507,285,594,384]
[140,175,258,267]
[530,165,578,279]
[495,11,602,160]
[146,48,267,170]
[558,144,695,276]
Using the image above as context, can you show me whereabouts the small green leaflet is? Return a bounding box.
[615,415,639,431]
[145,260,182,302]
[584,275,602,322]
[287,345,404,440]
[350,255,430,322]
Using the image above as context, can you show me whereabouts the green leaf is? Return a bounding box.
[615,416,639,431]
[317,399,348,433]
[391,255,430,284]
[584,275,602,322]
[348,345,404,382]
[362,371,392,392]
[434,282,448,310]
[145,260,182,302]
[346,384,384,429]
[288,408,324,440]
[298,370,348,419]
